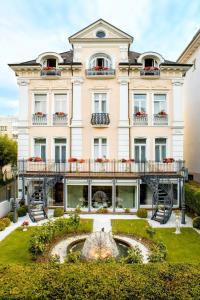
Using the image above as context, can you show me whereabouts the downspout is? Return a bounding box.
[70,51,73,159]
[128,60,131,159]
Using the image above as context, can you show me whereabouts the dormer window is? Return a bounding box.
[46,58,56,68]
[89,53,112,69]
[137,52,164,77]
[144,58,158,68]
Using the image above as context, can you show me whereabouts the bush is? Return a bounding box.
[148,241,167,262]
[0,220,6,231]
[185,182,200,216]
[146,226,156,239]
[66,251,81,263]
[136,208,147,218]
[7,212,17,222]
[0,264,199,299]
[124,208,130,213]
[53,208,64,217]
[121,246,143,264]
[193,216,200,229]
[96,208,108,214]
[17,205,27,217]
[0,217,11,227]
[75,206,81,213]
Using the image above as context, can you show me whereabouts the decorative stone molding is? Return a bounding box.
[17,79,30,86]
[71,77,83,84]
[118,77,130,85]
[172,79,184,86]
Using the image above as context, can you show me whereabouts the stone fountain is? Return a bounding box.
[81,231,119,260]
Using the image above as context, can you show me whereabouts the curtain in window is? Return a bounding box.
[54,94,67,113]
[154,94,166,114]
[34,95,47,113]
[134,94,146,113]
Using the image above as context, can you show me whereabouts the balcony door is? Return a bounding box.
[154,94,167,114]
[93,138,107,158]
[94,93,107,113]
[155,138,167,162]
[134,138,146,162]
[54,138,66,163]
[54,94,67,114]
[134,94,147,114]
[34,138,46,161]
[34,94,47,114]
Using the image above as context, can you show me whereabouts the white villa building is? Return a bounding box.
[177,29,200,182]
[9,19,191,223]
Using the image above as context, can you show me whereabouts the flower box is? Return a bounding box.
[95,158,109,163]
[28,157,43,162]
[55,112,66,117]
[35,112,45,117]
[68,158,78,163]
[78,159,85,163]
[43,66,55,71]
[136,111,147,117]
[144,66,159,71]
[163,158,174,163]
[120,159,135,163]
[158,111,167,116]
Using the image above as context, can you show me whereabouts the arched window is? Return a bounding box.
[89,53,112,69]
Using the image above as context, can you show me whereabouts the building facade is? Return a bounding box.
[0,115,18,140]
[177,29,200,182]
[9,20,190,222]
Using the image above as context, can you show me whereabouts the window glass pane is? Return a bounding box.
[154,94,166,114]
[141,146,146,161]
[94,138,99,145]
[155,138,166,144]
[34,95,47,113]
[161,145,166,160]
[35,138,46,144]
[55,138,66,144]
[94,100,99,113]
[55,94,67,113]
[134,138,146,144]
[101,100,106,113]
[41,145,46,161]
[55,145,60,162]
[135,146,140,162]
[116,186,136,208]
[34,144,40,157]
[61,146,66,162]
[155,145,160,162]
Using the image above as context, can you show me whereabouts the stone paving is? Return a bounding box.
[0,210,194,242]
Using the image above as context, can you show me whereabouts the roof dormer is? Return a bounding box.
[137,52,164,77]
[36,52,64,78]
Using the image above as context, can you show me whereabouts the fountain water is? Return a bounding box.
[81,231,119,260]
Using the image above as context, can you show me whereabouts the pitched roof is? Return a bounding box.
[177,28,200,63]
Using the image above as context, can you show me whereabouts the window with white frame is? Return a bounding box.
[94,138,107,158]
[154,94,167,114]
[54,138,66,163]
[54,94,67,113]
[89,54,112,69]
[155,138,167,162]
[34,94,47,114]
[34,138,46,160]
[94,93,107,113]
[133,94,147,114]
[134,138,146,162]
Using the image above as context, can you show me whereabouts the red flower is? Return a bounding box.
[43,66,55,70]
[78,159,85,163]
[68,158,78,163]
[163,158,174,163]
[28,157,43,162]
[55,112,65,116]
[159,111,167,116]
[22,220,29,227]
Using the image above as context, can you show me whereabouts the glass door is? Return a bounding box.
[54,138,66,163]
[134,138,146,162]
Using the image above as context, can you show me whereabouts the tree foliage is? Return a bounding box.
[0,135,17,172]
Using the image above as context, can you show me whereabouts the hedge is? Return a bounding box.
[185,182,200,216]
[0,263,199,299]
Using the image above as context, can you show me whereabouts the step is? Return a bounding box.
[31,210,44,216]
[34,216,46,222]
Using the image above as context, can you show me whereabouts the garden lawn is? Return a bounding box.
[112,219,200,264]
[0,219,93,265]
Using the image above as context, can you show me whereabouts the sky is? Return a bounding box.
[0,0,200,116]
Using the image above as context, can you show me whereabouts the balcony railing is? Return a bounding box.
[32,114,47,125]
[18,159,185,175]
[140,68,160,77]
[40,68,61,77]
[91,113,110,126]
[133,114,148,126]
[86,68,115,77]
[53,113,68,126]
[153,114,168,125]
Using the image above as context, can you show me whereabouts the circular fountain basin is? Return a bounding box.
[51,233,149,263]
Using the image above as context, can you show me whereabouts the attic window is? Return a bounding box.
[47,58,56,67]
[96,30,106,38]
[145,58,154,67]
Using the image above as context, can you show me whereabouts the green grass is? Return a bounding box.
[0,219,93,265]
[112,219,200,264]
[0,227,37,265]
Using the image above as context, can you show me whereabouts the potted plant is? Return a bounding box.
[163,158,174,163]
[55,112,66,117]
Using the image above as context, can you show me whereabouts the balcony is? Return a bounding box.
[91,113,110,126]
[18,159,185,176]
[133,113,148,126]
[86,68,115,78]
[53,113,67,126]
[40,67,61,77]
[140,67,160,77]
[32,113,47,126]
[153,114,168,126]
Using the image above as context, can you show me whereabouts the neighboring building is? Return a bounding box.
[0,115,18,140]
[9,19,190,222]
[177,29,200,182]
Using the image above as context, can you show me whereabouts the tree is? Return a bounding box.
[0,135,17,178]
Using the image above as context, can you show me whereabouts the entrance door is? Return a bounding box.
[53,182,63,206]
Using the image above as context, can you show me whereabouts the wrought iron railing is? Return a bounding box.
[140,69,160,76]
[32,114,47,125]
[40,68,61,76]
[91,113,110,126]
[18,159,185,175]
[153,114,168,125]
[133,114,148,126]
[53,114,68,125]
[86,69,115,76]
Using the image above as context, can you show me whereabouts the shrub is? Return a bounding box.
[193,216,200,229]
[96,208,108,214]
[75,206,81,213]
[121,246,143,264]
[0,221,6,231]
[17,205,27,217]
[124,208,130,213]
[53,208,64,217]
[136,208,147,218]
[66,251,81,263]
[0,217,11,227]
[185,182,200,216]
[7,212,17,222]
[146,226,156,239]
[148,241,167,262]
